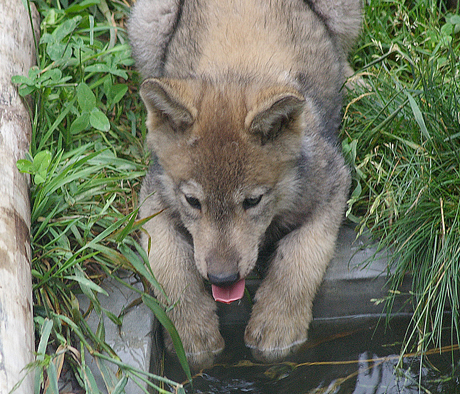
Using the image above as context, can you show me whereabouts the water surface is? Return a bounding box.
[164,316,459,393]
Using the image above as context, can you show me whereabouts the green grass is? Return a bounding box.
[12,0,460,392]
[14,0,189,392]
[344,0,460,362]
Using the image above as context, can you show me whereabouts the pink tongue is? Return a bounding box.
[212,279,245,304]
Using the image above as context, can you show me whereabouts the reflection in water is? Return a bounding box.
[164,317,459,393]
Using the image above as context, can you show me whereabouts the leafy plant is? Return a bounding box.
[13,0,190,392]
[70,82,110,133]
[17,150,52,185]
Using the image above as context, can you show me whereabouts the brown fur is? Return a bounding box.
[129,0,361,368]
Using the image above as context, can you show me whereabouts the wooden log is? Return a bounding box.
[0,1,39,393]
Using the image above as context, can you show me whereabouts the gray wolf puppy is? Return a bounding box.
[129,0,361,368]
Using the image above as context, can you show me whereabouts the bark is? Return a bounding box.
[0,1,39,393]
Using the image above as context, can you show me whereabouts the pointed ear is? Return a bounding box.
[140,78,196,132]
[245,90,305,144]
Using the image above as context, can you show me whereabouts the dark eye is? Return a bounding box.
[243,195,263,210]
[185,195,201,210]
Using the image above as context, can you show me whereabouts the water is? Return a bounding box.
[163,316,459,394]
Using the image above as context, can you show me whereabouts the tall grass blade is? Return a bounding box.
[142,294,192,382]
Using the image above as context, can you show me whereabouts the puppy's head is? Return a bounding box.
[141,77,312,300]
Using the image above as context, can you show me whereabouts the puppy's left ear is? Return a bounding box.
[245,89,305,145]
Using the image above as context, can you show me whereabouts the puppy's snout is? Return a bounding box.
[206,248,241,286]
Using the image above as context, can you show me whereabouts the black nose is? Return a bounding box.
[208,273,239,287]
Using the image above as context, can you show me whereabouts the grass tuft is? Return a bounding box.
[344,0,460,362]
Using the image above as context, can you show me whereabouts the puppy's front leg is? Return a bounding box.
[244,214,340,362]
[142,212,224,369]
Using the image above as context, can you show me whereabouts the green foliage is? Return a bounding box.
[17,150,52,184]
[12,0,189,392]
[71,82,111,133]
[345,0,460,361]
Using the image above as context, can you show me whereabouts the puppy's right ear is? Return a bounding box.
[140,78,197,132]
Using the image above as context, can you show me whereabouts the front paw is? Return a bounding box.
[164,301,224,369]
[244,298,311,363]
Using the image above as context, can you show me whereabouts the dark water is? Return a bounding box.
[163,316,459,394]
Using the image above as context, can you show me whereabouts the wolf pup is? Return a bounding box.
[129,0,361,368]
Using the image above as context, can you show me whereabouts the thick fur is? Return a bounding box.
[129,0,360,368]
